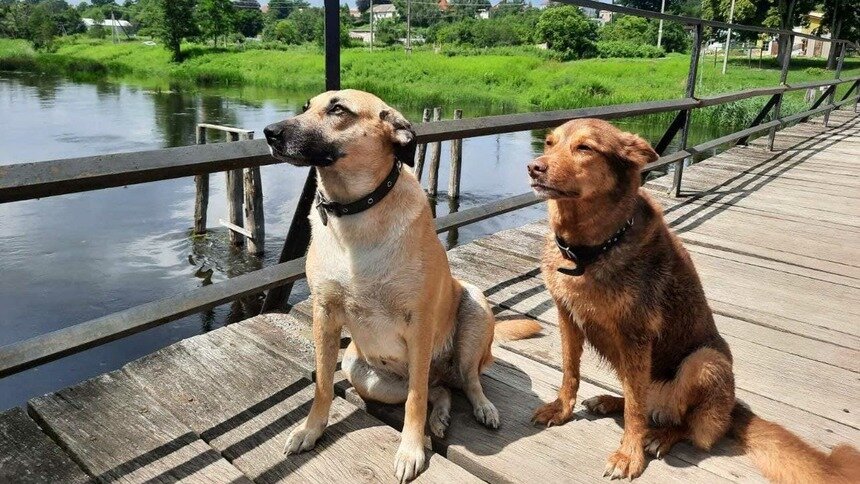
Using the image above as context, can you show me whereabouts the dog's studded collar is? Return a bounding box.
[315,160,402,226]
[554,217,634,276]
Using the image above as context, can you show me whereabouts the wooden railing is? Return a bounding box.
[0,0,858,378]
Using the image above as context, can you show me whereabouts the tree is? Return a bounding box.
[287,7,322,43]
[266,0,309,20]
[536,5,598,60]
[818,0,860,69]
[196,0,236,46]
[448,0,490,20]
[374,18,403,45]
[160,0,197,61]
[271,19,301,43]
[392,0,439,28]
[599,14,688,53]
[235,7,264,38]
[0,1,83,50]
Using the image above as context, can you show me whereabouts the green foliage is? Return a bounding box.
[599,15,688,54]
[536,5,598,60]
[596,40,664,58]
[161,0,197,61]
[288,8,323,44]
[374,18,403,46]
[448,0,491,20]
[235,8,264,38]
[269,19,301,44]
[428,8,540,47]
[391,0,439,28]
[196,0,236,46]
[0,0,83,50]
[266,0,310,21]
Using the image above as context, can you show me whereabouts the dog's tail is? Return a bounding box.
[730,402,860,483]
[493,318,542,343]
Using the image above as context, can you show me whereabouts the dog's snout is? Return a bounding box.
[264,123,284,143]
[528,158,548,178]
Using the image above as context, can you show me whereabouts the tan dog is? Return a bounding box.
[527,118,860,482]
[264,90,540,481]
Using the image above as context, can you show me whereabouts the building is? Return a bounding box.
[81,18,135,36]
[349,27,373,44]
[792,11,832,58]
[371,4,397,21]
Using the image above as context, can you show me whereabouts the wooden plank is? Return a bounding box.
[123,326,477,483]
[219,218,254,239]
[28,371,249,483]
[496,311,860,457]
[346,347,732,483]
[0,407,90,483]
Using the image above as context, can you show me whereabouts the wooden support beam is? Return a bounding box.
[193,126,209,235]
[427,107,442,197]
[414,108,431,181]
[448,109,464,199]
[225,132,245,247]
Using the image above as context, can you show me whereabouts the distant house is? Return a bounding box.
[349,9,362,18]
[476,8,490,19]
[350,26,373,44]
[82,18,135,36]
[371,4,397,21]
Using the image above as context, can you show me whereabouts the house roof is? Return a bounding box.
[82,18,133,28]
[372,4,397,13]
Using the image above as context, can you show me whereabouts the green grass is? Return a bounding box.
[2,37,858,126]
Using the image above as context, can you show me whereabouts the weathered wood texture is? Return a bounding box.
[5,110,858,483]
[28,371,249,483]
[427,107,442,196]
[0,407,90,483]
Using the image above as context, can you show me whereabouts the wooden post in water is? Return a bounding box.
[193,126,209,235]
[448,109,463,199]
[414,108,431,181]
[226,132,245,247]
[427,107,442,197]
[241,132,265,255]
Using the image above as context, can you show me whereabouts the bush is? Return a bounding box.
[536,5,598,60]
[270,20,301,44]
[598,15,688,54]
[596,40,665,58]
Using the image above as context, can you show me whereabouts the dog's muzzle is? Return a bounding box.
[263,121,339,167]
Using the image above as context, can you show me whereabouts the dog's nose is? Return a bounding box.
[528,158,548,178]
[263,124,284,143]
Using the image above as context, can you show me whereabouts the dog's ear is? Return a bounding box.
[381,109,417,166]
[619,132,658,167]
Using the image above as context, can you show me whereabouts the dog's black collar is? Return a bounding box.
[315,160,402,226]
[555,217,634,276]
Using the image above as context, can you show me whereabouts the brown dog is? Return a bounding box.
[527,118,860,482]
[264,90,540,482]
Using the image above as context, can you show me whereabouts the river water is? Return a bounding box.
[0,71,727,410]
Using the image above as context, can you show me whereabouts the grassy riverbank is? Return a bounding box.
[2,38,858,125]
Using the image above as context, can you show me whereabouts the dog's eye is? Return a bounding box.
[328,104,348,116]
[301,100,310,113]
[545,139,554,147]
[576,144,592,152]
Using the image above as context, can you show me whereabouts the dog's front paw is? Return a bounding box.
[582,395,624,415]
[394,440,426,482]
[532,398,574,427]
[603,446,646,480]
[644,427,685,459]
[283,423,324,455]
[473,400,500,429]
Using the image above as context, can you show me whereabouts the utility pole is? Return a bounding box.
[721,0,735,74]
[656,0,666,49]
[370,0,374,51]
[111,9,118,44]
[406,0,412,53]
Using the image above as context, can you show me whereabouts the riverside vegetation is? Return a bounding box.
[2,37,858,127]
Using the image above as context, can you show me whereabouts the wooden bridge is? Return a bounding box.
[1,109,858,482]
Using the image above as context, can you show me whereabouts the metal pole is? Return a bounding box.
[406,0,412,53]
[671,23,702,197]
[823,42,845,126]
[656,0,666,49]
[721,0,735,75]
[262,0,341,312]
[767,33,792,151]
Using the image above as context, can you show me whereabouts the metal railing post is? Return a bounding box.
[823,42,845,127]
[261,0,341,313]
[670,23,702,197]
[767,33,792,151]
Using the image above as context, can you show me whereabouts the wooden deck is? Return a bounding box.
[2,109,858,483]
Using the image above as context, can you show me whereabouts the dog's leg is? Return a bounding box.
[646,347,734,453]
[428,385,452,438]
[394,319,433,482]
[284,301,343,455]
[604,344,651,480]
[533,307,584,426]
[456,283,499,429]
